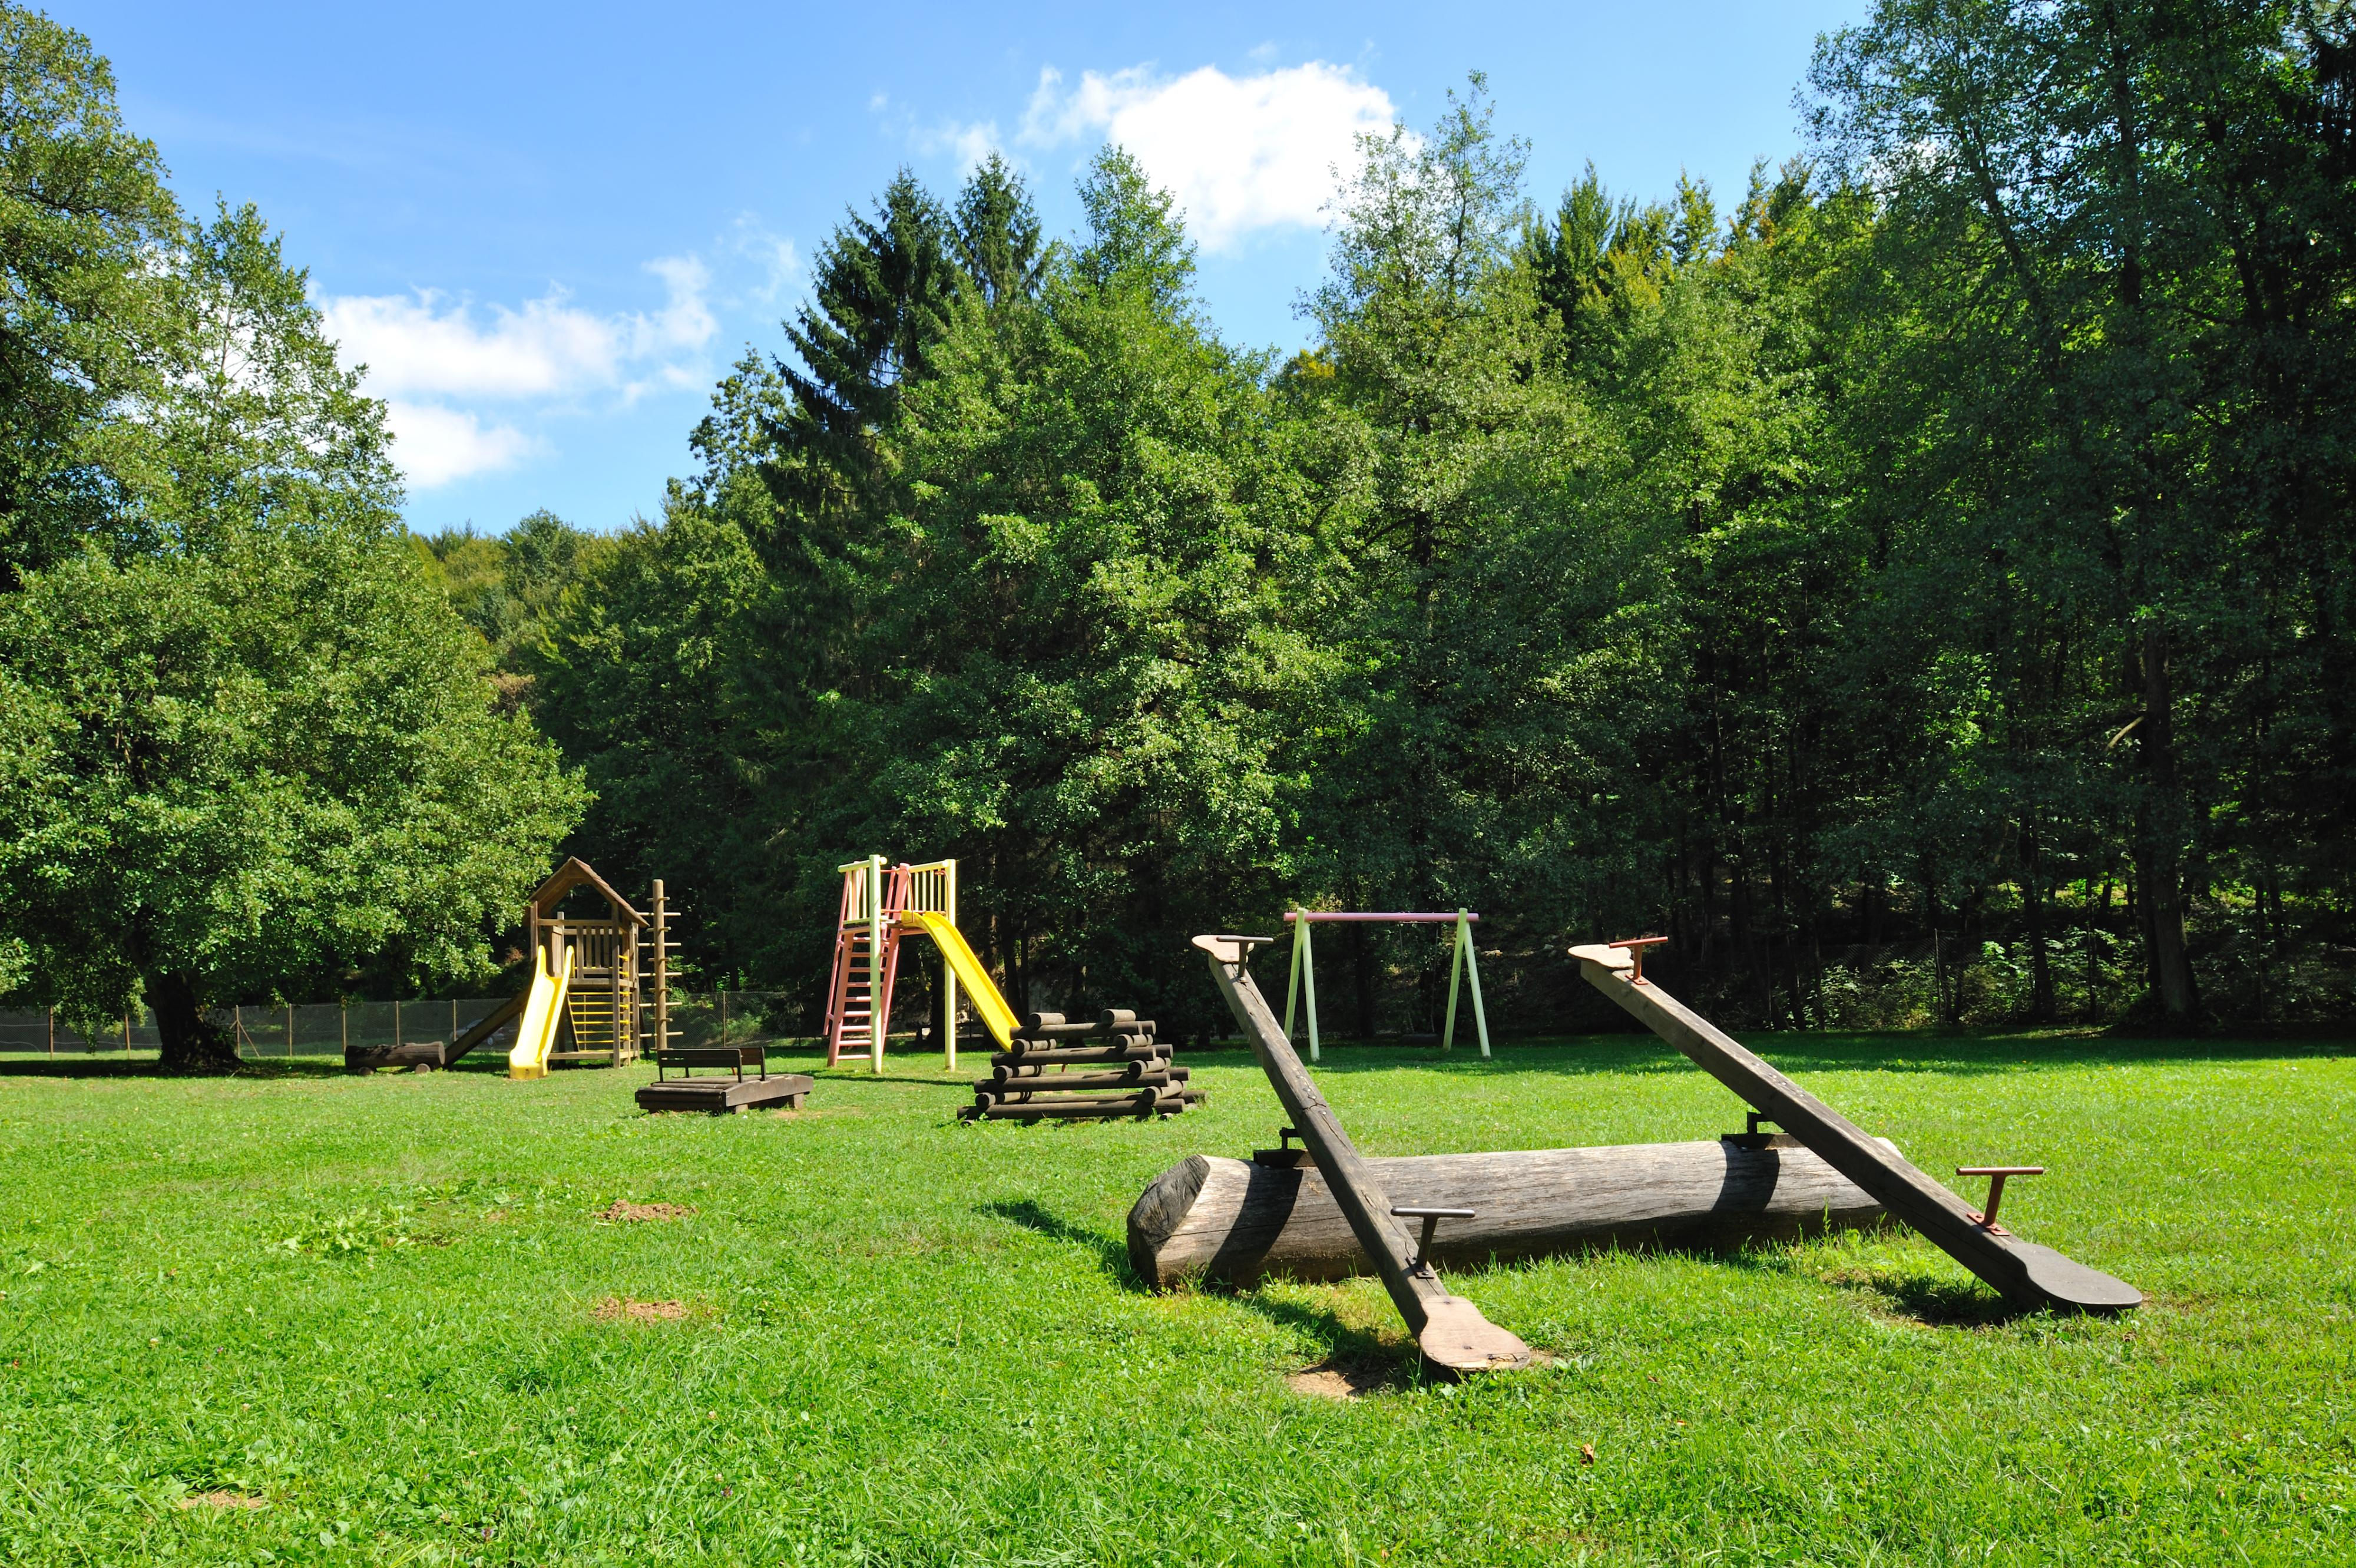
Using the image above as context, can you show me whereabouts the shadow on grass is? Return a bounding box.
[1219,1291,1422,1393]
[1720,1246,2027,1328]
[978,1196,1431,1390]
[0,1056,359,1079]
[979,1198,1137,1285]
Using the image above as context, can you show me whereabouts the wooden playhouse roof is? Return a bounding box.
[529,857,647,927]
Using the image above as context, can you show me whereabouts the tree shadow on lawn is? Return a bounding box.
[1281,1031,2351,1080]
[0,1056,357,1079]
[976,1195,1460,1391]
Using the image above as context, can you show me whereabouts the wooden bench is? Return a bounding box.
[634,1044,812,1115]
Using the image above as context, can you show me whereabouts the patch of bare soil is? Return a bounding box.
[601,1201,696,1222]
[1288,1345,1561,1399]
[594,1296,688,1323]
[1286,1355,1411,1400]
[178,1491,267,1511]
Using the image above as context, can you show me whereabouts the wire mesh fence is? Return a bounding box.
[0,991,826,1063]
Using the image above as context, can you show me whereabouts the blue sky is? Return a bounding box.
[59,1,1867,536]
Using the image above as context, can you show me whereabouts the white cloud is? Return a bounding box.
[382,401,537,487]
[323,258,714,402]
[322,256,719,489]
[915,118,1007,177]
[726,216,799,303]
[1021,61,1395,250]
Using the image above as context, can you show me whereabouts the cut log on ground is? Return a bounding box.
[1127,1139,1892,1291]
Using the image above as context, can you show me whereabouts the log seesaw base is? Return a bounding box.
[961,1010,1206,1122]
[1127,1138,1893,1291]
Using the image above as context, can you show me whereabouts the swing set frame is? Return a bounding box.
[1279,909,1491,1062]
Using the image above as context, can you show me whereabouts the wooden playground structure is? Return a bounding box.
[823,854,1195,1120]
[343,857,676,1074]
[823,855,971,1070]
[518,858,670,1069]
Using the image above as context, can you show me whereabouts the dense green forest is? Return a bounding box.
[2,1,2350,1061]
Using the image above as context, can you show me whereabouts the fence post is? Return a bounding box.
[342,1003,348,1055]
[286,1003,294,1058]
[48,1006,54,1058]
[393,998,402,1052]
[124,1009,131,1054]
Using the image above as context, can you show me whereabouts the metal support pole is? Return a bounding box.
[652,879,671,1054]
[1301,919,1320,1063]
[1283,911,1304,1040]
[1464,916,1491,1058]
[286,1003,294,1058]
[1441,909,1491,1058]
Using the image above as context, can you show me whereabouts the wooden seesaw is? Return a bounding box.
[1147,932,2136,1376]
[1186,934,1534,1375]
[1569,938,2139,1314]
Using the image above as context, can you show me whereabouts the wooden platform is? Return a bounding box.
[635,1071,813,1115]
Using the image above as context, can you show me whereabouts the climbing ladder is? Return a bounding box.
[825,856,906,1070]
[822,856,962,1071]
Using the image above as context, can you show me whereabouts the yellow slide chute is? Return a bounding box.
[898,910,1018,1050]
[508,945,575,1080]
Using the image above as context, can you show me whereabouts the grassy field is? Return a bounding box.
[1,1028,2349,1566]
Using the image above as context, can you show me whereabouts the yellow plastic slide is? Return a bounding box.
[898,911,1019,1049]
[508,946,574,1080]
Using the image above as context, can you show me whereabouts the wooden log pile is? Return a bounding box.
[962,1010,1205,1122]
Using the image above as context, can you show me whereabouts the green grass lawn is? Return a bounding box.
[2,1030,2350,1566]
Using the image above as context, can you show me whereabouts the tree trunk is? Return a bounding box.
[2021,827,2056,1023]
[151,972,240,1072]
[2131,624,2199,1023]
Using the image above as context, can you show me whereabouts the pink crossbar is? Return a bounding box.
[1282,911,1477,924]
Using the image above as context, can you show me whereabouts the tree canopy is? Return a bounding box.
[0,2,585,1067]
[521,8,2351,1037]
[6,0,2351,1049]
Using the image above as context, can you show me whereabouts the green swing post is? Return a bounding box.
[1283,910,1303,1038]
[1282,910,1323,1063]
[1299,917,1321,1062]
[1439,908,1492,1057]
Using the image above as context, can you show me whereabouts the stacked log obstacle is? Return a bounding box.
[962,1010,1205,1122]
[1129,1140,1892,1290]
[1570,938,2140,1313]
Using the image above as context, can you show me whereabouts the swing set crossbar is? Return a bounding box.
[1279,907,1492,1062]
[1283,911,1478,924]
